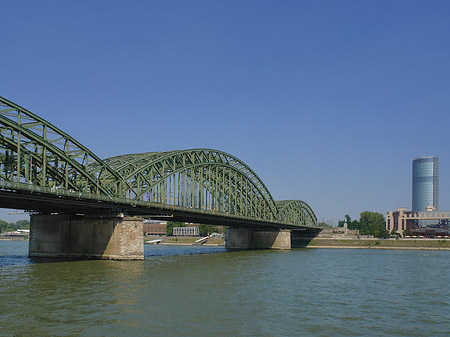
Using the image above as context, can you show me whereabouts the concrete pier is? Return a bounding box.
[225,228,291,250]
[29,213,144,260]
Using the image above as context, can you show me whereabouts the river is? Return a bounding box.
[0,241,449,336]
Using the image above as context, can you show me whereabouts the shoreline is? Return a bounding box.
[157,242,224,247]
[305,238,450,251]
[4,237,449,251]
[308,245,450,251]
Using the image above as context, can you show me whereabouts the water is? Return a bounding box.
[1,241,449,336]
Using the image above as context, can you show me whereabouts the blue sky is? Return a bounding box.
[2,0,450,225]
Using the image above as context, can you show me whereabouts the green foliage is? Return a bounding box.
[338,212,388,238]
[338,214,352,227]
[338,215,359,229]
[359,211,389,238]
[0,219,30,233]
[348,220,360,230]
[166,221,187,236]
[16,220,30,227]
[402,228,410,237]
[198,224,218,236]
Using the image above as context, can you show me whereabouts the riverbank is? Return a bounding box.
[147,237,225,246]
[5,235,449,250]
[307,238,450,250]
[0,237,28,241]
[147,236,450,250]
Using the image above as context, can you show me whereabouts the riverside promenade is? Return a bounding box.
[148,235,450,250]
[308,237,450,250]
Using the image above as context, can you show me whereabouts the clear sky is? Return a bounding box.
[2,0,450,225]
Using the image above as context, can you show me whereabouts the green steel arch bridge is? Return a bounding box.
[0,96,317,231]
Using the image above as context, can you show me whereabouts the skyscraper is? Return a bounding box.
[412,156,439,211]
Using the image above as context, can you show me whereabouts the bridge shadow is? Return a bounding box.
[291,228,322,248]
[28,256,97,264]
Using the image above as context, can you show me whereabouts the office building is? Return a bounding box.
[386,156,448,237]
[412,156,439,211]
[386,207,450,237]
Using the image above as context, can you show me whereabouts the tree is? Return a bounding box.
[0,219,8,233]
[336,212,388,238]
[16,220,30,228]
[338,215,353,228]
[0,219,30,233]
[359,211,389,238]
[198,224,218,236]
[348,219,360,230]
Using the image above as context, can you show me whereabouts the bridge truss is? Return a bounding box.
[0,96,317,228]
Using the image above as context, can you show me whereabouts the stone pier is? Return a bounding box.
[225,228,291,250]
[29,213,144,260]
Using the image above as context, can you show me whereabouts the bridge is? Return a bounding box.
[0,96,320,259]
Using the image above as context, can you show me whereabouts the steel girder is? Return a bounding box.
[97,149,281,222]
[0,96,318,227]
[276,200,318,227]
[0,96,129,196]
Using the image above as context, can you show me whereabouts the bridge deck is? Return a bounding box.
[0,181,313,230]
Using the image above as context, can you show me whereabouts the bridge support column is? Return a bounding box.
[225,228,291,250]
[29,213,144,260]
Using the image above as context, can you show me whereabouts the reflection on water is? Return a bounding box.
[1,241,449,336]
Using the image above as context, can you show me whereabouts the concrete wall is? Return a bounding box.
[225,228,291,250]
[29,213,144,260]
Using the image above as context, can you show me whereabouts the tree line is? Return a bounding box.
[337,211,389,238]
[0,219,30,233]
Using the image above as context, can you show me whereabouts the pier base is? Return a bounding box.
[29,213,144,260]
[225,228,291,250]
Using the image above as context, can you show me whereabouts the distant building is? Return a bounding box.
[386,207,450,237]
[0,230,29,239]
[173,227,199,236]
[143,220,167,236]
[412,156,439,211]
[385,156,447,237]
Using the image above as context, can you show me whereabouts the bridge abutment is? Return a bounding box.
[225,228,291,250]
[29,213,144,260]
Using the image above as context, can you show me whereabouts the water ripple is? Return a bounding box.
[1,242,450,336]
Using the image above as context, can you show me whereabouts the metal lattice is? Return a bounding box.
[0,96,317,227]
[276,200,318,227]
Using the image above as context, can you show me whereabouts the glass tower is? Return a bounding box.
[412,156,439,211]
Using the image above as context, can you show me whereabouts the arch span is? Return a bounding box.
[98,149,280,222]
[0,96,129,196]
[0,96,317,227]
[276,200,318,227]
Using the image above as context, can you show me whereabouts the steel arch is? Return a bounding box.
[98,149,280,222]
[0,96,129,196]
[276,200,318,227]
[0,96,318,228]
